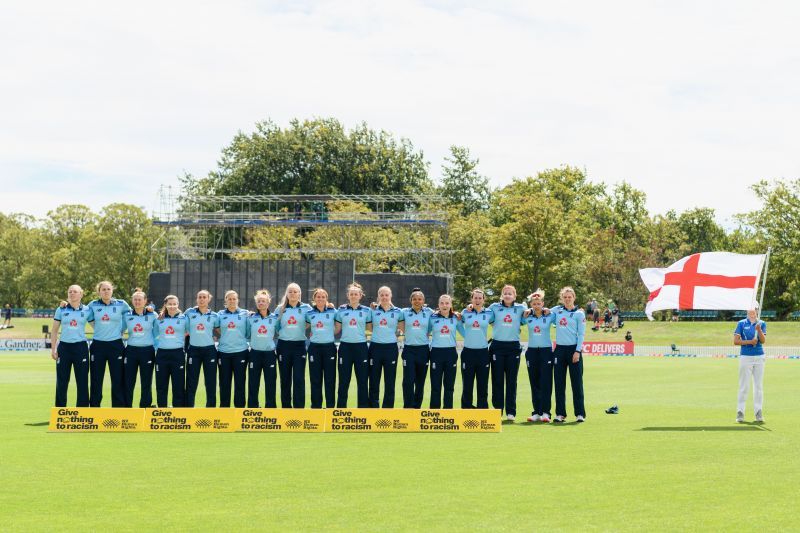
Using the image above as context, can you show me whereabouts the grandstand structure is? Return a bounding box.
[151,186,454,273]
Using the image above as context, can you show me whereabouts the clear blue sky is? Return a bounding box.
[2,1,798,224]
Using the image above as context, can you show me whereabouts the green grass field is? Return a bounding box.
[2,351,798,531]
[3,317,800,345]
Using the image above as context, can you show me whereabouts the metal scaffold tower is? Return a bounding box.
[152,186,454,273]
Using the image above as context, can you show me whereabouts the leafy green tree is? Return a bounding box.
[439,146,491,215]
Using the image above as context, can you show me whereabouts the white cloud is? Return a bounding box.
[1,0,798,223]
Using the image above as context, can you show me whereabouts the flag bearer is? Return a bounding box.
[247,290,279,408]
[217,290,250,408]
[51,285,94,407]
[154,295,188,407]
[488,285,526,421]
[123,288,157,408]
[185,290,220,407]
[400,289,432,408]
[733,306,767,423]
[524,290,555,423]
[336,283,372,408]
[369,286,404,408]
[276,283,312,409]
[550,286,586,423]
[306,288,338,409]
[88,281,131,407]
[459,288,493,409]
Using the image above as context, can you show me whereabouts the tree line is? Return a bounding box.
[2,118,797,315]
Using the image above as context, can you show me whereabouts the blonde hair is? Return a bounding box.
[131,287,146,299]
[528,289,545,303]
[254,289,272,301]
[347,282,363,295]
[377,286,392,298]
[197,289,213,300]
[311,287,328,300]
[224,290,238,300]
[559,286,576,304]
[438,294,454,317]
[471,288,485,298]
[278,282,302,312]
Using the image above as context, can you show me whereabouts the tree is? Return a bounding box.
[678,207,728,253]
[439,146,491,215]
[182,118,433,209]
[448,209,493,307]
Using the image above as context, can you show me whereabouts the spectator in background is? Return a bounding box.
[611,306,620,332]
[592,304,601,331]
[603,308,612,331]
[2,304,11,329]
[625,331,633,342]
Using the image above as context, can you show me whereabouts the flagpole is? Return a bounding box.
[757,247,772,320]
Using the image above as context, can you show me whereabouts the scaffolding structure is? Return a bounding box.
[152,186,454,273]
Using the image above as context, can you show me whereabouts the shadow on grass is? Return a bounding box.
[25,422,49,426]
[639,423,770,432]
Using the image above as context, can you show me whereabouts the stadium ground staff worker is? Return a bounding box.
[428,294,462,409]
[185,290,220,407]
[218,290,250,408]
[459,288,493,409]
[154,295,187,407]
[88,281,131,407]
[247,290,279,408]
[123,288,157,408]
[524,290,554,423]
[401,288,432,408]
[734,306,767,423]
[276,283,312,408]
[336,283,372,408]
[551,286,586,423]
[306,288,337,408]
[51,285,93,407]
[489,285,526,421]
[369,286,404,408]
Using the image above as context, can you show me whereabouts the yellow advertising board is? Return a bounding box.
[325,408,420,432]
[144,408,237,432]
[48,408,501,433]
[49,408,146,432]
[236,408,325,432]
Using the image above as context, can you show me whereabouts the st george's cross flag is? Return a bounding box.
[639,252,766,320]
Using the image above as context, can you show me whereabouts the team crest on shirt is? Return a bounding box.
[503,314,512,323]
[380,318,388,326]
[349,318,357,326]
[227,321,236,329]
[412,320,420,328]
[559,317,568,326]
[287,316,297,325]
[165,326,175,335]
[472,320,480,328]
[196,323,205,331]
[257,325,268,335]
[133,323,143,333]
[441,325,450,334]
[101,314,110,322]
[534,325,541,334]
[316,321,324,329]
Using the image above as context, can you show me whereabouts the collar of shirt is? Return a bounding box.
[221,308,243,315]
[193,306,214,315]
[65,303,83,311]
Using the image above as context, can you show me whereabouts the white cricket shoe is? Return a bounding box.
[506,413,515,421]
[736,411,744,423]
[540,413,551,423]
[553,415,565,423]
[755,410,764,423]
[576,415,585,423]
[527,414,541,423]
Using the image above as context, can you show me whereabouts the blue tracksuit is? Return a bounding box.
[489,301,526,416]
[306,307,338,408]
[122,310,157,408]
[217,308,250,408]
[460,307,494,409]
[185,307,220,407]
[400,306,432,408]
[247,310,279,408]
[88,298,131,408]
[277,302,313,408]
[154,313,187,407]
[336,304,372,408]
[369,306,404,408]
[428,313,462,409]
[524,312,555,416]
[551,305,587,418]
[53,303,94,407]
